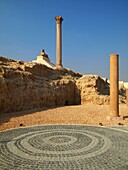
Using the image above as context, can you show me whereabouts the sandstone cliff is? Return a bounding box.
[0,56,126,113]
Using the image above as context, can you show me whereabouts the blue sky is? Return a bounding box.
[0,0,128,81]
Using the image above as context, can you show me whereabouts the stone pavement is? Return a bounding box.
[0,125,128,170]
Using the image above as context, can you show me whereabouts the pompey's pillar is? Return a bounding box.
[55,16,63,67]
[109,54,120,117]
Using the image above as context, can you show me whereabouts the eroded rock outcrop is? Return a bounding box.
[76,75,110,105]
[0,56,81,113]
[0,56,126,113]
[76,75,126,105]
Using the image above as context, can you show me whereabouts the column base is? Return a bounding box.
[106,115,124,121]
[56,65,63,68]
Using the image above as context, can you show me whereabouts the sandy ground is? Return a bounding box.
[0,105,128,131]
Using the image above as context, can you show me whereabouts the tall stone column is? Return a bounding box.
[126,89,128,106]
[55,16,63,67]
[109,54,120,117]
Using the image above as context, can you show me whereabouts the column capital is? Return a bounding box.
[55,16,63,24]
[110,54,119,57]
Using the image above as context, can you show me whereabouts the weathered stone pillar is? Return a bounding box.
[109,54,120,117]
[126,89,128,106]
[55,16,63,67]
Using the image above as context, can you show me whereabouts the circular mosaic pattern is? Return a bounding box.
[0,125,128,169]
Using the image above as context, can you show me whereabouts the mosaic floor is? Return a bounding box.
[0,125,128,170]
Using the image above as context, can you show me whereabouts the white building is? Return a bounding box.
[32,49,56,69]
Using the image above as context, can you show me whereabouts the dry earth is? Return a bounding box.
[0,104,128,131]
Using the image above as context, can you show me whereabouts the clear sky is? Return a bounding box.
[0,0,128,81]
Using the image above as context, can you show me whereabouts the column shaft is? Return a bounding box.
[56,22,62,67]
[110,54,119,117]
[55,16,63,67]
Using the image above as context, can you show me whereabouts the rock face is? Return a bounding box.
[76,75,126,105]
[0,56,81,113]
[0,56,126,113]
[76,75,110,105]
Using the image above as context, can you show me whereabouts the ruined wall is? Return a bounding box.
[76,75,126,105]
[76,75,110,105]
[0,56,80,113]
[0,56,126,113]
